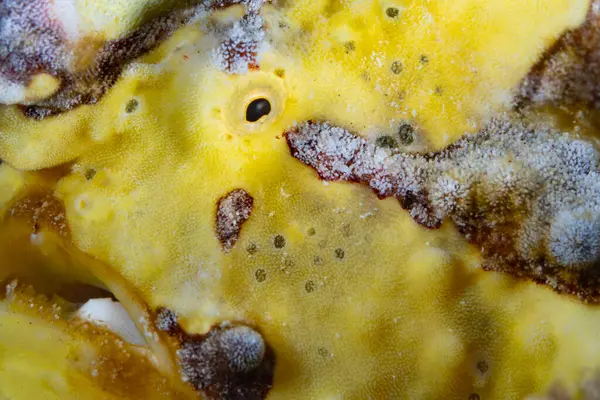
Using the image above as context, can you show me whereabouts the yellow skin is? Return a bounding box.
[0,0,598,399]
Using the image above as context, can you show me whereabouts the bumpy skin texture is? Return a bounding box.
[1,0,600,399]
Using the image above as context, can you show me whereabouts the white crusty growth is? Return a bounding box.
[0,0,79,104]
[209,0,267,74]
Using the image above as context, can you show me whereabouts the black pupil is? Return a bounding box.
[246,98,272,122]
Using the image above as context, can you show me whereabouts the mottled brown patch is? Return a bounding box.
[24,6,199,119]
[518,0,600,109]
[216,189,254,252]
[10,190,70,238]
[286,118,600,302]
[217,38,260,73]
[0,1,65,84]
[154,308,275,400]
[212,8,264,75]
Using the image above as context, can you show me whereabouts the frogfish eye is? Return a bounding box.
[246,98,272,122]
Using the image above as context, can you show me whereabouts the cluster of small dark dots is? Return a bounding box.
[313,255,323,265]
[420,55,429,64]
[85,169,97,180]
[274,68,285,78]
[344,41,356,54]
[305,280,315,293]
[283,257,295,268]
[334,248,345,259]
[255,268,267,282]
[391,60,403,75]
[375,135,398,149]
[468,394,481,400]
[386,7,400,18]
[246,243,258,255]
[125,98,139,113]
[273,235,286,249]
[317,347,329,357]
[476,361,489,374]
[397,123,415,145]
[397,90,406,102]
[307,227,316,236]
[341,224,352,237]
[434,85,444,95]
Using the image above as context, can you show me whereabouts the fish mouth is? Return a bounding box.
[0,214,180,373]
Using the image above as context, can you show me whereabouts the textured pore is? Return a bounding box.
[286,117,600,299]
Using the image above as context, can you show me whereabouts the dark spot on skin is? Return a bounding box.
[344,41,356,53]
[246,98,271,122]
[334,248,345,259]
[125,98,139,113]
[313,255,322,265]
[318,347,329,357]
[469,394,481,400]
[274,68,285,78]
[386,7,400,18]
[157,314,275,400]
[477,360,489,374]
[376,135,398,148]
[216,189,254,252]
[420,55,429,64]
[273,235,286,249]
[397,123,415,145]
[435,86,444,95]
[246,243,258,255]
[391,60,403,75]
[255,269,267,283]
[307,227,316,236]
[85,169,97,180]
[305,280,315,293]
